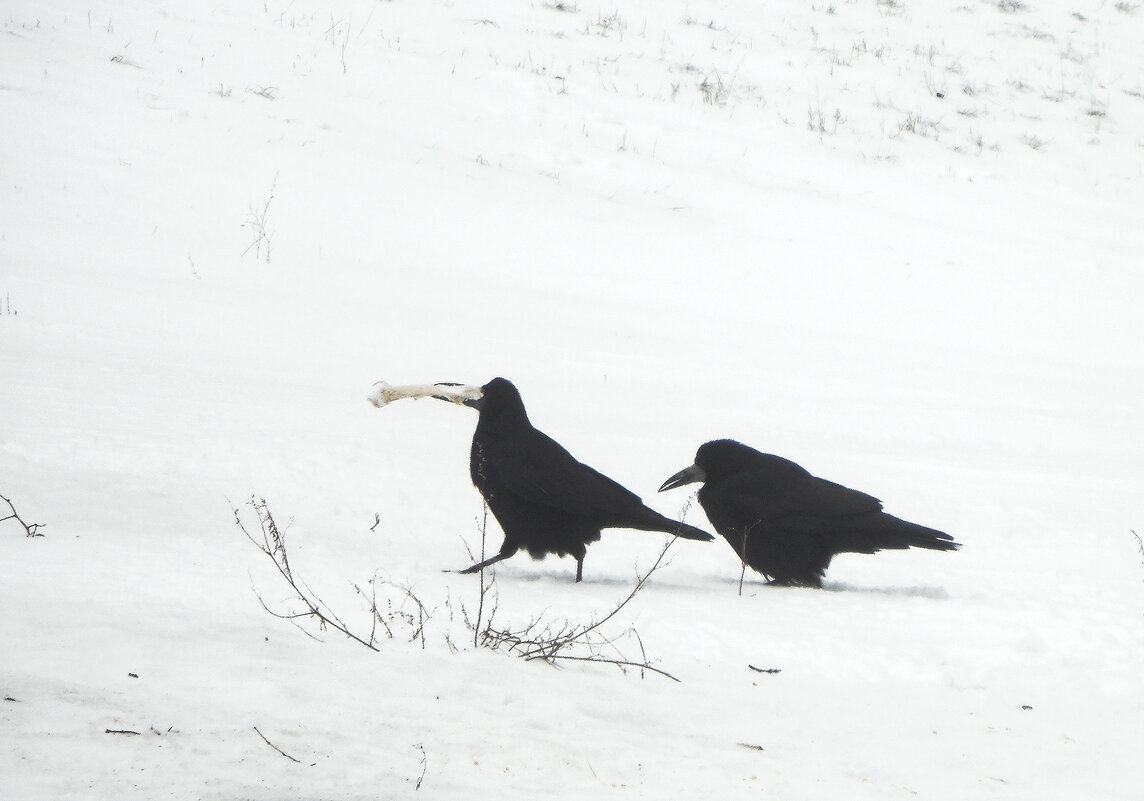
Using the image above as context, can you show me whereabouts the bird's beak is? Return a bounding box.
[659,463,705,492]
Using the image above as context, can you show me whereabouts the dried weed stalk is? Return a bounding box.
[465,529,681,681]
[1,492,44,537]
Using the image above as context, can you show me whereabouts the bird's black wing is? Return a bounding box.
[782,475,884,522]
[482,428,646,518]
[711,470,883,529]
[713,470,954,554]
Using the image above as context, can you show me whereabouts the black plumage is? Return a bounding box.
[454,378,713,582]
[659,439,959,587]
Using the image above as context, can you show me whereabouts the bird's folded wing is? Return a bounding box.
[718,472,884,525]
[489,432,645,516]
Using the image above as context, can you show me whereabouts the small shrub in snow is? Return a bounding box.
[699,71,731,106]
[242,173,277,264]
[467,537,681,681]
[235,496,429,651]
[238,497,681,680]
[899,111,942,139]
[995,0,1026,13]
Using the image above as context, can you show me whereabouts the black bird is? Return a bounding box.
[660,439,959,587]
[450,378,713,582]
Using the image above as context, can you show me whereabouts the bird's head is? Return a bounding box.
[659,439,761,491]
[467,377,530,422]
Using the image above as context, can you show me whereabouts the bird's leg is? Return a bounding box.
[575,554,584,583]
[452,553,510,574]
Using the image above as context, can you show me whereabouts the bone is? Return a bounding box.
[367,381,483,408]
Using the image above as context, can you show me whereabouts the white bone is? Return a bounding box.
[367,381,483,408]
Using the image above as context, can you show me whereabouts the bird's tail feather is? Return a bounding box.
[670,521,716,541]
[635,509,714,541]
[839,514,960,554]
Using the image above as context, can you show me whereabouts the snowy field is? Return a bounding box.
[3,0,1143,798]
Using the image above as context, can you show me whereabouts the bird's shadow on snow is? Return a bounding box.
[702,575,951,599]
[499,569,654,588]
[472,566,950,598]
[820,581,951,599]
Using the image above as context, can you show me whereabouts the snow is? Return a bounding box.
[2,0,1143,798]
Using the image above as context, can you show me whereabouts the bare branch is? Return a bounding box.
[472,538,680,680]
[253,726,315,766]
[413,742,427,790]
[1133,530,1144,581]
[474,503,489,648]
[737,523,759,596]
[362,576,433,649]
[0,493,45,537]
[235,497,379,651]
[748,664,782,674]
[541,653,680,682]
[237,496,680,680]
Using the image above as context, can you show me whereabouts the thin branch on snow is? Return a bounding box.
[413,742,427,790]
[253,726,316,766]
[748,664,782,674]
[0,493,45,537]
[471,538,682,681]
[237,496,681,680]
[1132,530,1144,578]
[473,503,491,648]
[236,497,434,651]
[355,576,433,649]
[235,496,380,651]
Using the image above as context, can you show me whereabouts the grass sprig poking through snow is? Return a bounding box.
[242,173,277,263]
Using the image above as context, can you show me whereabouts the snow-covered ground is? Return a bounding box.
[3,0,1143,797]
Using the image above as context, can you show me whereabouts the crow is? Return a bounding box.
[659,439,959,587]
[450,378,713,582]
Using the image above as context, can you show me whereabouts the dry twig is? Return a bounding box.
[253,725,315,766]
[1132,530,1144,579]
[472,538,681,681]
[413,742,427,790]
[237,496,681,680]
[0,493,44,537]
[235,497,380,651]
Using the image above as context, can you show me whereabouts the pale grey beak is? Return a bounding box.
[659,463,706,492]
